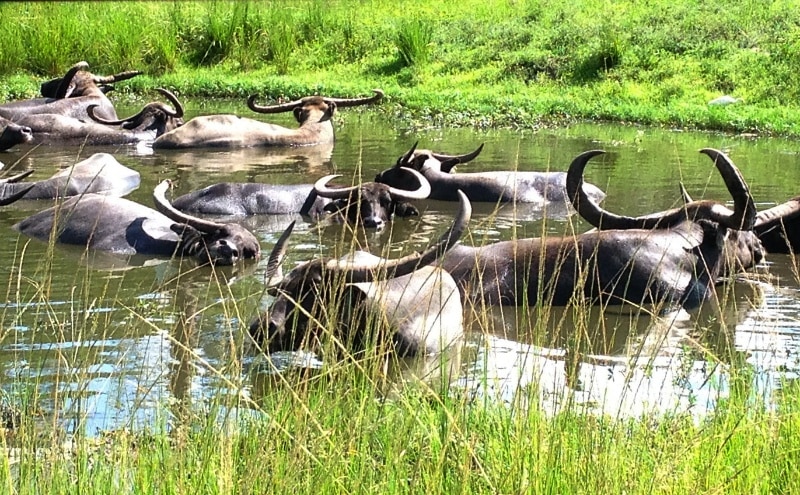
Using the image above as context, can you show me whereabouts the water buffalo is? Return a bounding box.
[0,61,140,121]
[0,153,140,200]
[0,116,33,151]
[152,89,383,149]
[171,167,431,229]
[13,89,183,146]
[680,184,800,255]
[14,180,260,266]
[374,142,607,214]
[438,149,757,310]
[248,190,471,356]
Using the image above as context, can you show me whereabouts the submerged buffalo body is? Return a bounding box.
[0,153,140,200]
[172,168,431,229]
[14,181,260,266]
[375,143,606,210]
[439,149,757,310]
[249,191,472,356]
[153,90,383,149]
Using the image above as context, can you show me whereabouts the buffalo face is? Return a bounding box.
[0,120,33,151]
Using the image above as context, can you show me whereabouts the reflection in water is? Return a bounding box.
[2,109,800,433]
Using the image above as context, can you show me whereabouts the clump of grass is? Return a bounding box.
[396,19,434,68]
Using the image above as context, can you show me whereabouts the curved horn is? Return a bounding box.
[55,61,89,99]
[396,142,419,168]
[679,182,694,203]
[153,180,227,233]
[323,89,384,108]
[567,149,756,231]
[87,104,130,125]
[247,94,306,114]
[152,88,184,118]
[313,175,359,199]
[93,69,142,84]
[755,198,800,229]
[1,169,35,184]
[0,184,35,206]
[699,148,756,230]
[265,220,296,286]
[327,190,472,283]
[430,143,485,164]
[386,167,431,200]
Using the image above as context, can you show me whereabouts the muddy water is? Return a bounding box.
[1,99,800,433]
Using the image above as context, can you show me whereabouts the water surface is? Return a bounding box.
[1,100,799,433]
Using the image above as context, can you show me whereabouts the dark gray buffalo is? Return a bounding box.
[438,148,757,310]
[0,153,140,200]
[152,90,383,149]
[375,142,607,213]
[13,89,183,146]
[14,180,260,266]
[0,116,33,151]
[248,191,471,357]
[171,167,430,229]
[0,61,140,121]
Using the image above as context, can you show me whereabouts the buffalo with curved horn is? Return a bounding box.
[375,142,607,216]
[152,89,383,149]
[12,89,183,146]
[171,167,430,229]
[87,88,184,138]
[249,191,471,356]
[439,149,757,310]
[14,180,260,266]
[0,61,141,121]
[679,181,799,256]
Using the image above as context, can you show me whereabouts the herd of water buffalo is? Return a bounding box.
[1,61,799,361]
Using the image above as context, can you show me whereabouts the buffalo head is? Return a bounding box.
[249,190,471,353]
[247,90,383,126]
[88,88,184,136]
[375,142,484,189]
[0,117,33,151]
[314,167,431,229]
[40,61,142,100]
[153,181,261,265]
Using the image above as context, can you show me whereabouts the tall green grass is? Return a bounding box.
[3,0,800,134]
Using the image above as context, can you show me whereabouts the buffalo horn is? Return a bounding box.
[431,143,485,165]
[153,180,227,233]
[755,198,800,229]
[567,149,756,231]
[247,94,306,114]
[0,184,35,206]
[265,220,296,287]
[155,88,184,118]
[324,89,384,108]
[387,168,432,200]
[397,142,419,168]
[326,189,471,284]
[55,61,90,99]
[87,104,128,125]
[93,70,143,84]
[313,175,359,199]
[1,169,35,184]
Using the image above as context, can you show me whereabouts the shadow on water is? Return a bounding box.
[1,100,800,433]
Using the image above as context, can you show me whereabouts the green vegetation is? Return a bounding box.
[1,0,800,134]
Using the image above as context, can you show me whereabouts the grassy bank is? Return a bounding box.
[1,0,800,134]
[2,367,799,494]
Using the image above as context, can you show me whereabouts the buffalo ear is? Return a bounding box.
[440,158,460,173]
[393,202,419,218]
[323,101,336,121]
